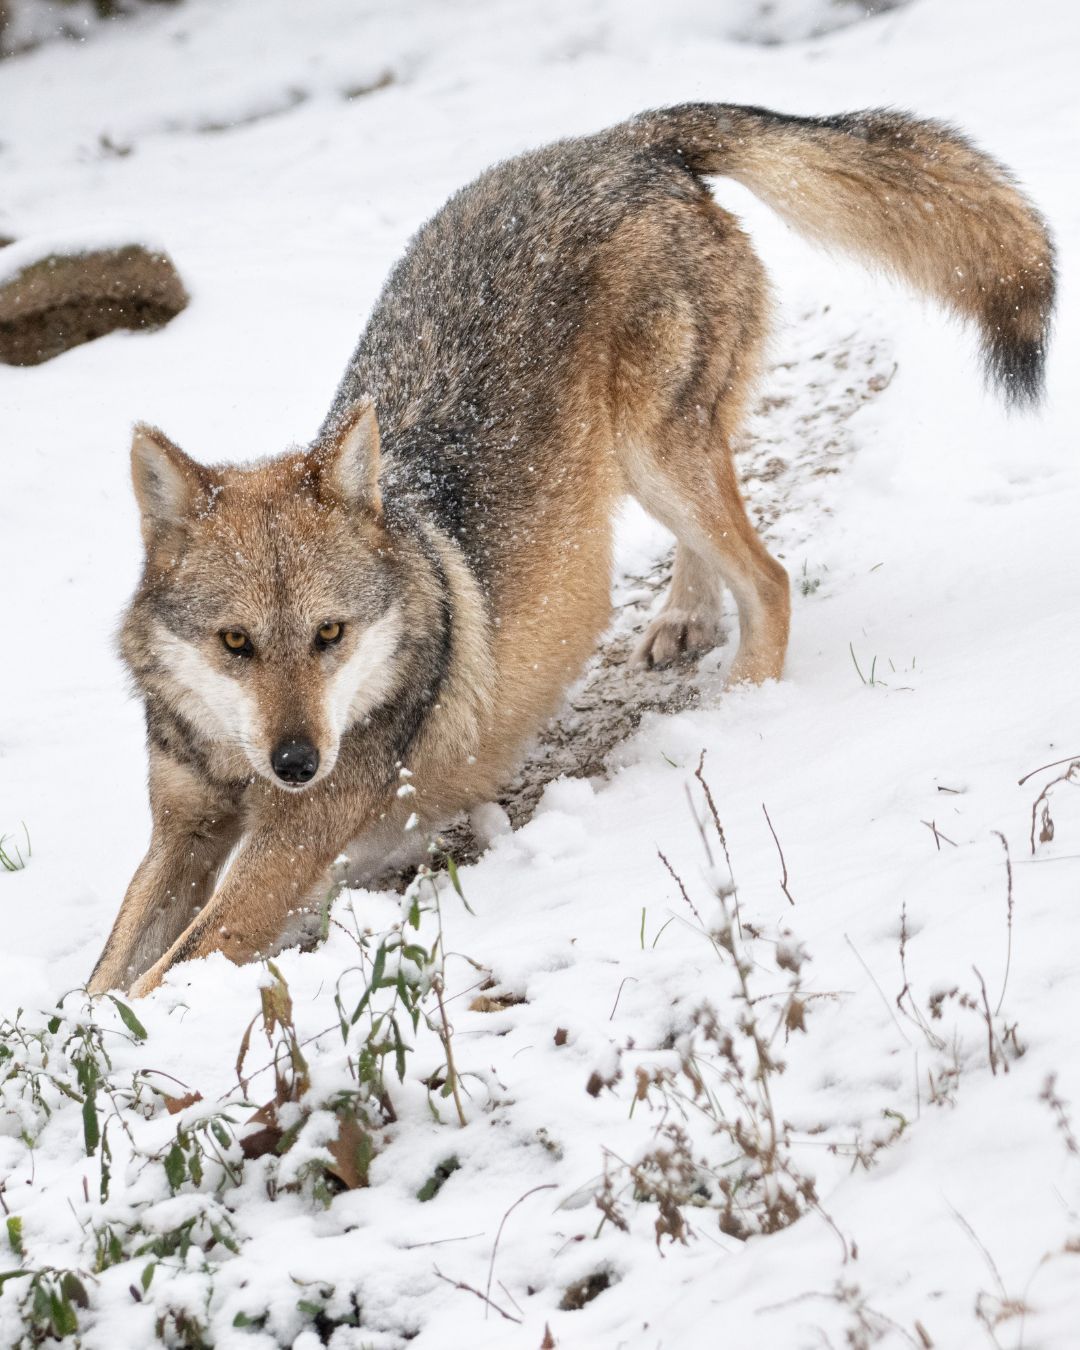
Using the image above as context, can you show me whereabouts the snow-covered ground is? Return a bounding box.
[1,1,1079,1345]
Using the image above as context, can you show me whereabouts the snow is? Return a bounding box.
[0,229,181,285]
[2,0,1079,1346]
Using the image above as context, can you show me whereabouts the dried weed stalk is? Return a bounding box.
[1040,1074,1078,1156]
[1028,759,1080,855]
[895,828,1025,1110]
[596,761,842,1254]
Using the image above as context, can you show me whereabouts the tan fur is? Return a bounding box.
[627,105,1054,403]
[87,102,1053,996]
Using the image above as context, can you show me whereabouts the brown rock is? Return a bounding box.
[0,243,188,365]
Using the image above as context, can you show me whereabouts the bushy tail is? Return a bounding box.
[628,104,1055,407]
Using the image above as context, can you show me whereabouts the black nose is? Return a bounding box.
[270,738,319,785]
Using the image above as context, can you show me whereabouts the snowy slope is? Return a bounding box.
[1,1,1078,1346]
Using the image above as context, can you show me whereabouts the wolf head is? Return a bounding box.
[125,402,406,790]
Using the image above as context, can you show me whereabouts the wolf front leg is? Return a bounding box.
[88,752,244,995]
[126,787,356,997]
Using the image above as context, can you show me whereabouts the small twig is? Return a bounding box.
[761,803,795,906]
[920,819,958,851]
[845,934,912,1048]
[895,904,944,1050]
[484,1184,557,1317]
[442,976,498,1008]
[402,1231,485,1250]
[497,1281,525,1318]
[1018,752,1080,787]
[433,1266,522,1323]
[137,1068,199,1093]
[1028,760,1080,855]
[657,849,704,925]
[223,1020,341,1099]
[990,832,1014,1017]
[972,966,1001,1077]
[684,785,715,871]
[807,1195,852,1266]
[694,752,742,937]
[948,1204,1010,1303]
[756,1283,919,1343]
[1040,1074,1079,1155]
[433,976,468,1127]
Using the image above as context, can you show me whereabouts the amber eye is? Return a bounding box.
[221,630,254,656]
[315,621,344,650]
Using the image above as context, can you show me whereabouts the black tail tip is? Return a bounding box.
[985,335,1049,412]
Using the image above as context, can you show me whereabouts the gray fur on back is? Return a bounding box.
[323,126,706,592]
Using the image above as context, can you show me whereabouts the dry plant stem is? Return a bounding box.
[802,1190,850,1264]
[845,933,913,1048]
[761,802,796,905]
[756,1285,926,1347]
[496,1281,524,1318]
[694,751,743,937]
[620,840,847,1256]
[895,903,945,1050]
[402,1231,485,1250]
[432,1266,522,1323]
[424,878,469,1127]
[1017,752,1080,786]
[684,785,715,870]
[718,893,783,1183]
[432,973,467,1128]
[1039,1074,1079,1155]
[920,819,957,850]
[972,966,1002,1077]
[1028,760,1080,855]
[484,1184,557,1318]
[948,1203,1017,1313]
[657,848,704,925]
[990,831,1014,1017]
[224,1021,340,1101]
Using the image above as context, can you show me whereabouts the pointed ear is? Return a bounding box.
[130,423,214,548]
[310,399,382,514]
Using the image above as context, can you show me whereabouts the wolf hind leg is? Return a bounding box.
[628,437,790,685]
[633,542,727,667]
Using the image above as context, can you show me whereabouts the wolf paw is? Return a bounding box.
[631,610,725,668]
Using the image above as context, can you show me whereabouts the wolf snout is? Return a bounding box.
[270,737,320,786]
